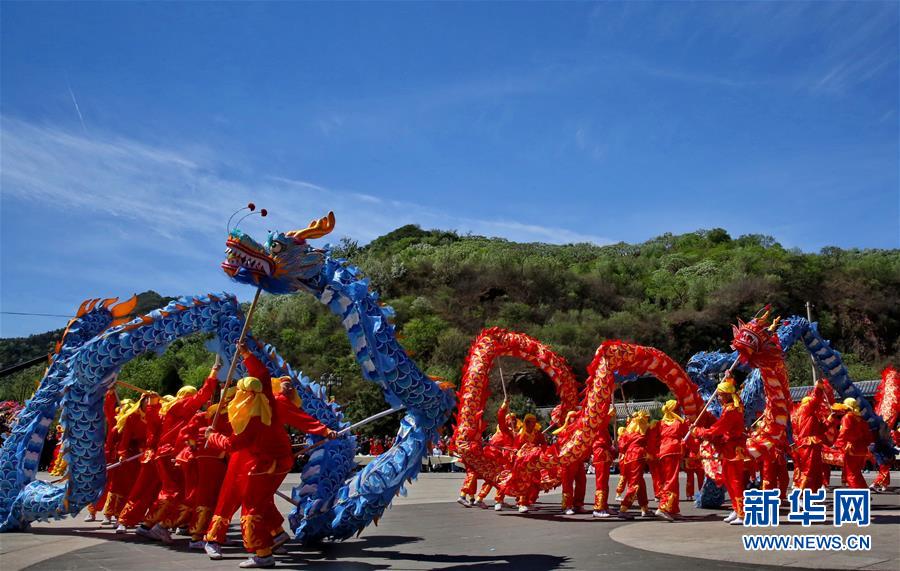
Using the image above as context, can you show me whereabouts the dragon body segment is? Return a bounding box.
[0,294,354,534]
[453,337,704,500]
[221,211,456,541]
[452,328,581,491]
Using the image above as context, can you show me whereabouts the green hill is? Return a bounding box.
[1,228,897,431]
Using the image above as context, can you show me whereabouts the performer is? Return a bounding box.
[116,391,163,532]
[474,401,516,510]
[760,439,789,500]
[48,425,66,477]
[138,368,218,543]
[694,375,747,525]
[790,380,827,491]
[514,413,546,513]
[102,398,138,523]
[616,410,652,519]
[656,400,687,521]
[872,427,899,492]
[554,410,586,515]
[834,398,874,489]
[683,432,704,501]
[178,401,230,549]
[204,343,336,569]
[591,406,616,518]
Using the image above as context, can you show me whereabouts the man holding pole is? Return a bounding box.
[694,375,748,525]
[204,341,336,569]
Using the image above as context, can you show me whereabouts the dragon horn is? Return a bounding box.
[285,211,336,241]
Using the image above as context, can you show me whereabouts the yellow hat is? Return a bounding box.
[831,403,848,412]
[524,413,537,422]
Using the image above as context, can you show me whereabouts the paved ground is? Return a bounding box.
[1,472,897,570]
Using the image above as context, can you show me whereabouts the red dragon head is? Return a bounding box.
[731,305,783,368]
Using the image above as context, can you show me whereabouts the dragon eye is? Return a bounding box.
[270,241,284,254]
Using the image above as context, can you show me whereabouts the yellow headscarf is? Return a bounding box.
[625,410,650,434]
[661,400,684,423]
[227,377,272,435]
[717,379,741,408]
[159,386,198,415]
[843,397,861,415]
[115,391,158,433]
[272,376,302,408]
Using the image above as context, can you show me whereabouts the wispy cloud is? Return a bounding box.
[1,116,614,249]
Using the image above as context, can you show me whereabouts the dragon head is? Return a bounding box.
[222,210,335,294]
[731,306,782,367]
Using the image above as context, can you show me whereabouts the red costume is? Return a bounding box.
[556,411,586,513]
[476,403,516,506]
[656,401,687,516]
[514,416,546,508]
[591,415,615,513]
[177,407,230,542]
[143,376,217,530]
[683,434,704,499]
[617,412,650,515]
[117,395,163,528]
[834,400,873,489]
[790,382,827,491]
[206,353,331,559]
[695,387,747,519]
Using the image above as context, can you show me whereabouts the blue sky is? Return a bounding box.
[1,2,898,337]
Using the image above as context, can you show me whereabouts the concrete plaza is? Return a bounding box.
[1,472,897,570]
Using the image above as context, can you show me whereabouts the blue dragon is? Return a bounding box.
[0,210,455,542]
[222,211,455,540]
[686,315,894,508]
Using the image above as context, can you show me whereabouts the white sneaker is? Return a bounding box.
[723,511,738,523]
[457,497,471,508]
[494,503,503,512]
[518,505,529,513]
[151,524,172,544]
[204,542,224,560]
[654,509,662,517]
[564,508,575,515]
[640,510,652,518]
[239,555,276,568]
[84,513,97,522]
[686,495,694,501]
[188,540,206,550]
[115,524,128,534]
[729,517,744,525]
[176,527,190,536]
[593,510,610,518]
[473,500,488,509]
[99,517,114,527]
[658,510,674,522]
[615,494,623,501]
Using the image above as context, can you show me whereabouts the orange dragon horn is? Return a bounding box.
[285,211,336,241]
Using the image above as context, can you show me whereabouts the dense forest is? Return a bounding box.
[2,226,898,434]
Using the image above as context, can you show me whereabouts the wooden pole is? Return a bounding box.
[805,301,819,383]
[498,363,508,402]
[114,380,151,394]
[682,357,741,442]
[207,288,263,446]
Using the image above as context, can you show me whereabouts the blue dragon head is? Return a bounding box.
[222,211,334,294]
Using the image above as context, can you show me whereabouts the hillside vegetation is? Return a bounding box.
[2,227,897,432]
